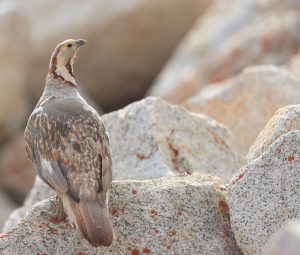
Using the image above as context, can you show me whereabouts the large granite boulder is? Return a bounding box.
[227,103,300,254]
[103,97,241,181]
[227,130,300,255]
[0,173,242,255]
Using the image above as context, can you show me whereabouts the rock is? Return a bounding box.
[103,97,241,181]
[0,173,242,255]
[284,49,300,79]
[227,130,300,255]
[183,66,300,155]
[263,221,300,255]
[0,9,31,145]
[248,104,300,162]
[0,190,17,231]
[147,1,300,103]
[0,134,35,203]
[286,52,300,78]
[3,97,241,231]
[2,178,54,232]
[0,0,212,112]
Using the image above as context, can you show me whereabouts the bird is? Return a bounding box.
[24,39,115,247]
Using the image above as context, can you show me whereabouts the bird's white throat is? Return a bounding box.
[55,56,76,84]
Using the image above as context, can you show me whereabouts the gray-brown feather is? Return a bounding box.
[25,94,112,199]
[66,195,114,246]
[24,79,114,246]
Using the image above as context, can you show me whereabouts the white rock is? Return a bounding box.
[0,173,242,255]
[263,221,300,255]
[227,130,300,255]
[248,104,300,162]
[103,97,241,181]
[2,178,54,232]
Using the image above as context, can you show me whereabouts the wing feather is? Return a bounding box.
[39,159,68,193]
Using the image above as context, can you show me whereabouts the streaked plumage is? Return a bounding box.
[24,39,115,247]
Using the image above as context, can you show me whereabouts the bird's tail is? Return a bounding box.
[62,194,115,247]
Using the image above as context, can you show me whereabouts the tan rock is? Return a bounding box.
[0,0,212,112]
[0,190,17,231]
[183,66,300,155]
[0,133,35,202]
[287,52,300,78]
[0,10,30,145]
[148,1,300,103]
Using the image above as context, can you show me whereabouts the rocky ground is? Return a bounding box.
[1,0,300,254]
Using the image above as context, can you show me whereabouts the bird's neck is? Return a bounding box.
[47,53,77,88]
[43,80,80,99]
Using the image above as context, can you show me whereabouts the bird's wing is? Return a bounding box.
[24,103,112,200]
[24,110,70,195]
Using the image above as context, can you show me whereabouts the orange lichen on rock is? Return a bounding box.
[110,207,117,216]
[49,216,66,224]
[230,172,245,185]
[218,198,229,215]
[136,153,146,160]
[131,248,140,255]
[167,140,180,171]
[49,227,58,235]
[143,247,151,254]
[211,131,229,150]
[150,209,158,216]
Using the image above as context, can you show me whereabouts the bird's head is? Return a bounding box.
[48,39,87,86]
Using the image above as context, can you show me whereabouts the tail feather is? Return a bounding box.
[64,195,115,247]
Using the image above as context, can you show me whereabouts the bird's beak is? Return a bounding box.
[76,39,88,48]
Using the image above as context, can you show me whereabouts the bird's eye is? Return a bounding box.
[67,44,72,48]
